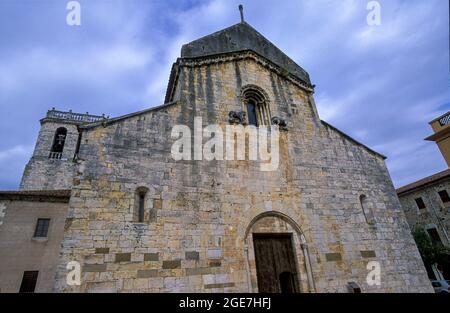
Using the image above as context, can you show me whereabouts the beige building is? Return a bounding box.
[0,18,433,293]
[426,111,450,167]
[0,190,70,292]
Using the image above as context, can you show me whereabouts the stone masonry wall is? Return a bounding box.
[54,56,432,293]
[398,180,450,246]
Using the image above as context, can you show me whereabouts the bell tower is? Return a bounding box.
[20,108,106,190]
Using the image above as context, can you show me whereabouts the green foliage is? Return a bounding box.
[412,228,450,267]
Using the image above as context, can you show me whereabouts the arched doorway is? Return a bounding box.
[244,211,315,293]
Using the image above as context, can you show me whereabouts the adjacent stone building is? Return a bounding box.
[0,19,432,292]
[397,111,450,280]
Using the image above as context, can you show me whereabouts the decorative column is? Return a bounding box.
[244,243,253,292]
[301,243,316,293]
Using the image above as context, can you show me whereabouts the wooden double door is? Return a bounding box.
[253,233,299,293]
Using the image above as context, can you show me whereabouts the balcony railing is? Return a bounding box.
[439,113,450,127]
[46,108,107,123]
[48,152,63,159]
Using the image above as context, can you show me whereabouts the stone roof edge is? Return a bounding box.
[396,169,450,196]
[0,190,71,203]
[181,22,245,48]
[178,49,314,90]
[321,120,387,160]
[79,101,179,130]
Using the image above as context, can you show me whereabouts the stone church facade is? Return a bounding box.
[0,21,432,292]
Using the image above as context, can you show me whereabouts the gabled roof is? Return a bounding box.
[181,22,311,85]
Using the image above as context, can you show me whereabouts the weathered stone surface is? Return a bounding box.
[144,253,159,261]
[185,267,216,276]
[185,251,200,260]
[325,253,342,262]
[204,282,235,289]
[397,173,450,248]
[95,248,110,254]
[83,264,107,272]
[137,269,158,278]
[115,253,131,263]
[14,20,432,293]
[162,260,181,269]
[360,250,376,258]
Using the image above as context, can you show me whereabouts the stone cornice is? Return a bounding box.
[0,190,71,203]
[178,50,315,94]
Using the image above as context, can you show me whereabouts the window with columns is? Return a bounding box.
[242,86,271,127]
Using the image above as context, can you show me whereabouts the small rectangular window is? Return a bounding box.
[415,198,426,210]
[438,190,450,203]
[19,271,39,293]
[426,228,442,245]
[138,194,145,223]
[34,218,50,238]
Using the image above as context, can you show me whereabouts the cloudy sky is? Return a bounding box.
[0,0,448,189]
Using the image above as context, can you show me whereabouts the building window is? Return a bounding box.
[242,86,270,127]
[34,218,50,238]
[438,190,450,203]
[246,99,258,126]
[415,197,426,210]
[49,127,67,159]
[360,195,375,225]
[19,271,39,293]
[134,187,148,223]
[426,227,443,245]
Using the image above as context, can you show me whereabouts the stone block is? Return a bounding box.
[185,251,200,260]
[360,250,376,258]
[162,260,181,269]
[204,282,235,289]
[186,267,214,276]
[144,252,159,261]
[325,253,342,262]
[137,269,159,278]
[83,264,107,272]
[95,248,110,254]
[115,253,131,263]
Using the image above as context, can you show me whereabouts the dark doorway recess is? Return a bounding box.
[253,233,299,293]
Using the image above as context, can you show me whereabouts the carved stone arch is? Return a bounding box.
[243,211,316,293]
[240,85,272,126]
[49,127,68,158]
[240,84,271,103]
[244,211,306,242]
[134,186,149,223]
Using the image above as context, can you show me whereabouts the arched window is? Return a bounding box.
[49,127,67,159]
[242,87,271,126]
[247,99,258,126]
[360,195,375,225]
[135,187,148,223]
